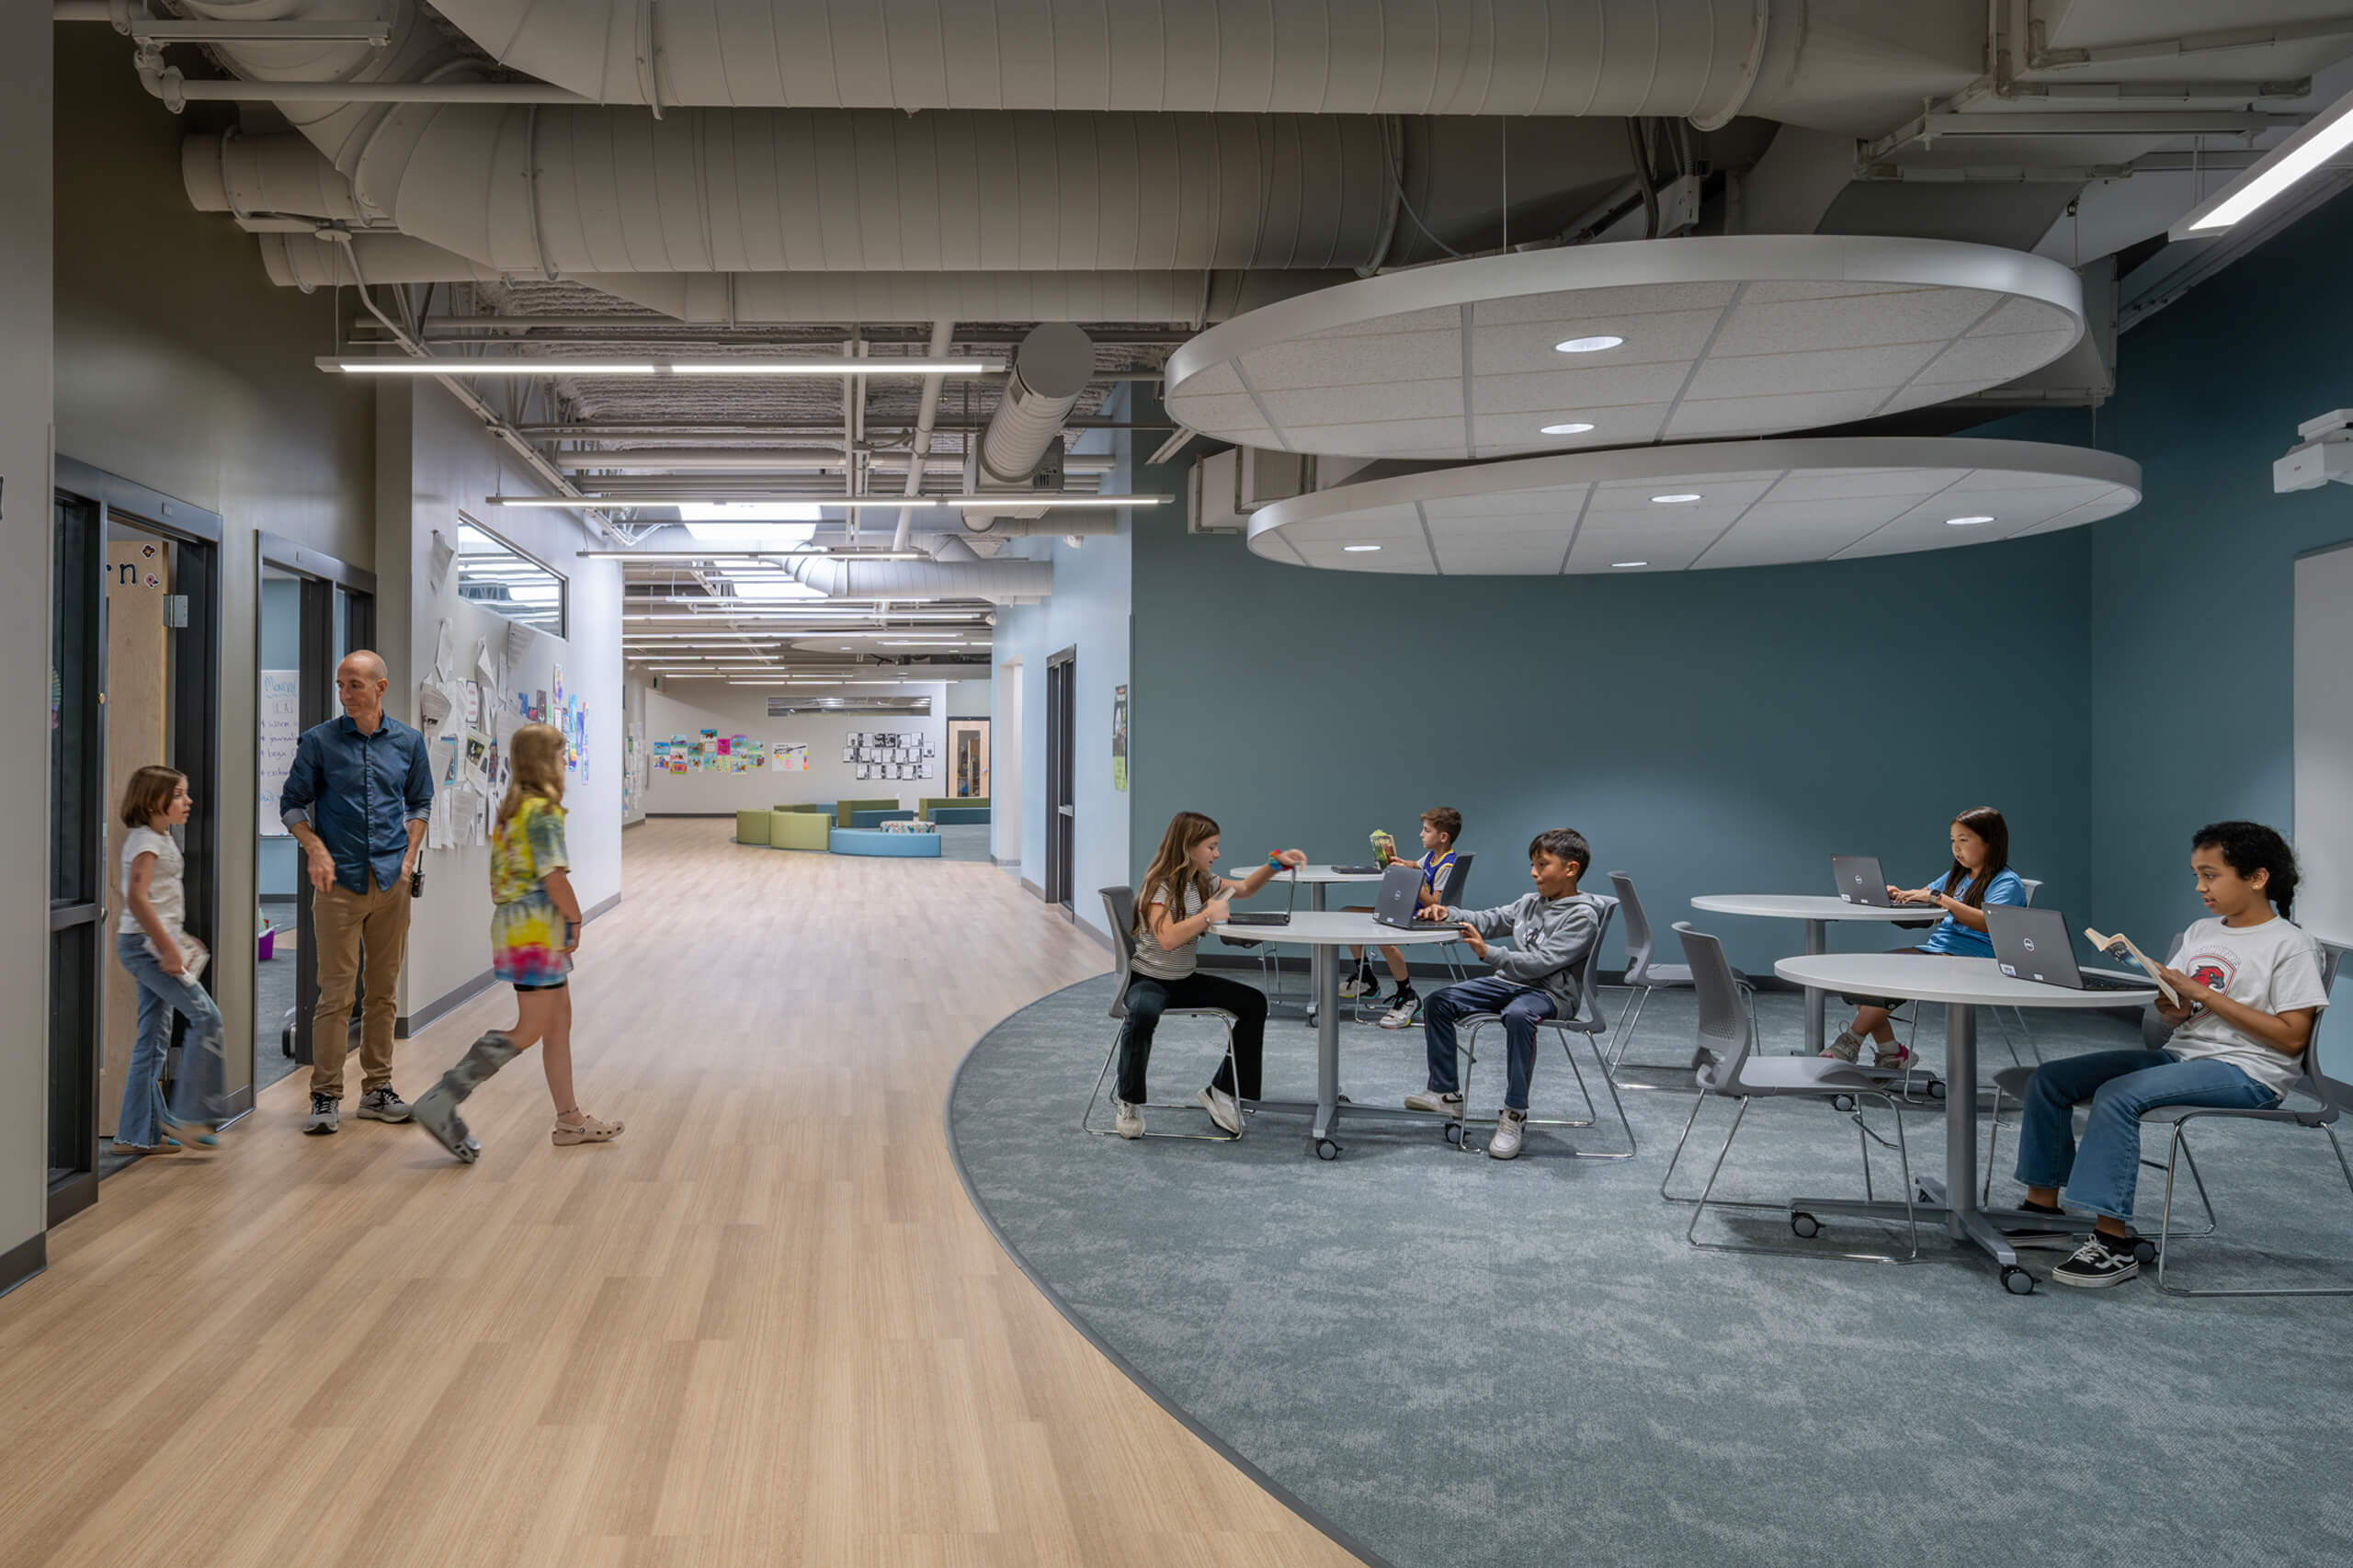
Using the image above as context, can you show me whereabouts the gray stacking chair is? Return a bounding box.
[1604,871,1753,1084]
[1660,922,1926,1264]
[1897,876,2044,1074]
[2143,938,2350,1296]
[1082,886,1246,1142]
[1447,894,1635,1160]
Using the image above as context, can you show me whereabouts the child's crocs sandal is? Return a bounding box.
[551,1112,624,1146]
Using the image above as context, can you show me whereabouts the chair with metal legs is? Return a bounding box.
[1659,922,1926,1264]
[1447,895,1637,1160]
[1895,877,2046,1074]
[1081,887,1246,1142]
[1602,872,1753,1085]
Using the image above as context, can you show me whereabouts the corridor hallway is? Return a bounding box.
[0,822,1357,1568]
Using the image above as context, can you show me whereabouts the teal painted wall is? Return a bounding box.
[1986,193,2353,960]
[1127,450,2099,976]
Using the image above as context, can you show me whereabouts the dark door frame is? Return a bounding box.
[51,458,223,1228]
[1046,645,1076,918]
[256,533,376,1073]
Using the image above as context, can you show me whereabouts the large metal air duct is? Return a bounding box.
[975,325,1094,490]
[778,555,1052,604]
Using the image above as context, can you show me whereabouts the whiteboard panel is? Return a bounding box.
[2293,542,2353,948]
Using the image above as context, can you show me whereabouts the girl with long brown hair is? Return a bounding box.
[112,765,227,1153]
[1112,811,1305,1138]
[1824,805,2029,1069]
[412,722,622,1162]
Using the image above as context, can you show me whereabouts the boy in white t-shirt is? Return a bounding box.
[2015,822,2333,1288]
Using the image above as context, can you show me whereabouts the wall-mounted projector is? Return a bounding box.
[2276,409,2353,492]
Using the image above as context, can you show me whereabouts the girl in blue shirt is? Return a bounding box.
[1825,805,2029,1069]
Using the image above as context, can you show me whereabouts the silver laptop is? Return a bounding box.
[1987,905,2143,992]
[1371,862,1436,929]
[1223,869,1298,927]
[1831,854,1896,907]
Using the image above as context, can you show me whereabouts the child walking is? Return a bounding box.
[412,722,621,1162]
[113,766,227,1154]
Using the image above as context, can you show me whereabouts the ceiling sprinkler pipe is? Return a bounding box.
[895,319,956,553]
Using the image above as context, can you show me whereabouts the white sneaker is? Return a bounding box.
[1403,1088,1464,1116]
[1378,992,1420,1030]
[1113,1098,1144,1140]
[1199,1086,1243,1136]
[1488,1108,1527,1160]
[1821,1029,1863,1063]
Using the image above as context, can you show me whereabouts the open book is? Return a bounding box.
[2084,927,2178,1006]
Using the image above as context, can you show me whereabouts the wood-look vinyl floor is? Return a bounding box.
[0,821,1360,1568]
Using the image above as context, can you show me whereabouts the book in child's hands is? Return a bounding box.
[2084,927,2178,1006]
[147,932,209,983]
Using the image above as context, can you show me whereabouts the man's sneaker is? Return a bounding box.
[1488,1108,1528,1160]
[1199,1085,1243,1137]
[356,1086,412,1123]
[303,1094,340,1135]
[1821,1029,1864,1063]
[2051,1234,2140,1289]
[1113,1098,1145,1140]
[1377,988,1419,1029]
[1403,1088,1464,1116]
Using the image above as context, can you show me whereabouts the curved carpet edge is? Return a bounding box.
[941,981,1393,1568]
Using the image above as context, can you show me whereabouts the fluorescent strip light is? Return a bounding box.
[322,357,997,376]
[2173,81,2353,236]
[506,495,1167,509]
[577,547,926,561]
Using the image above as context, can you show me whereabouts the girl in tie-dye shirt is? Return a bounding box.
[411,722,623,1162]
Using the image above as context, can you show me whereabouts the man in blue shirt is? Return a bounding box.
[280,650,434,1134]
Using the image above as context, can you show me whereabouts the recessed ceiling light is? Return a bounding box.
[1611,561,1649,569]
[1343,544,1381,552]
[1553,335,1624,354]
[1650,493,1703,505]
[1540,422,1597,436]
[1945,515,1995,527]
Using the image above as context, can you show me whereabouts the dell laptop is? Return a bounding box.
[1371,862,1441,930]
[1223,869,1299,927]
[1987,905,2146,992]
[1831,855,1896,907]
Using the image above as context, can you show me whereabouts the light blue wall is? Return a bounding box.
[1985,194,2353,964]
[1124,421,2100,977]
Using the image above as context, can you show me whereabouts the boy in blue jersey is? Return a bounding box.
[1341,807,1463,1028]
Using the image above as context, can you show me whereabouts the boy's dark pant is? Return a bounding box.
[1423,975,1557,1112]
[1115,971,1268,1104]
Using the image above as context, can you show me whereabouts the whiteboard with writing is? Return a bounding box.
[258,669,301,837]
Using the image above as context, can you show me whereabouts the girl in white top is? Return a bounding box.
[2014,820,2331,1289]
[114,766,227,1153]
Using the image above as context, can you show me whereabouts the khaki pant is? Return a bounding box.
[311,874,411,1098]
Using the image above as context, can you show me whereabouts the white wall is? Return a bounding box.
[0,2,52,1279]
[643,681,962,813]
[381,381,624,1025]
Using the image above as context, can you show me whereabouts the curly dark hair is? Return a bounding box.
[2191,821,2300,919]
[1527,827,1590,876]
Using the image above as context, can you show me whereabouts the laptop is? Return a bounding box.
[1987,905,2146,992]
[1223,869,1299,927]
[1371,862,1442,930]
[1831,854,1897,907]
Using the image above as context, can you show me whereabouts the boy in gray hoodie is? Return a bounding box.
[1403,827,1603,1160]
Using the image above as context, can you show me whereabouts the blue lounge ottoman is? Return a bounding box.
[829,827,941,858]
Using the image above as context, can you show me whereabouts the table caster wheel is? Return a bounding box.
[1790,1211,1820,1239]
[2130,1237,2158,1267]
[1442,1122,1463,1147]
[1926,1078,1947,1100]
[1313,1138,1340,1162]
[2001,1266,2036,1296]
[1830,1093,1857,1114]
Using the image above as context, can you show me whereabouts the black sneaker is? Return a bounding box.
[303,1093,341,1135]
[356,1086,412,1123]
[2051,1235,2139,1289]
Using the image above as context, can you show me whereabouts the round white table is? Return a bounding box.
[1691,894,1952,1057]
[1774,952,2154,1290]
[1225,864,1391,913]
[1208,910,1463,1158]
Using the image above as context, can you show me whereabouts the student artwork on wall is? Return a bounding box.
[843,732,936,780]
[1112,685,1129,793]
[655,731,769,775]
[777,743,809,772]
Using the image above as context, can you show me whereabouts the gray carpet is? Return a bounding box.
[948,976,2353,1568]
[938,824,992,861]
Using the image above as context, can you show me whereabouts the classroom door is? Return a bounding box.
[1046,649,1075,915]
[47,491,105,1222]
[948,718,991,799]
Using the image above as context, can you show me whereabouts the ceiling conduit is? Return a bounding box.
[426,0,1981,136]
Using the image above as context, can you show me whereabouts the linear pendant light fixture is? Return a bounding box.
[2172,79,2353,237]
[513,495,1167,510]
[319,356,999,376]
[576,548,926,561]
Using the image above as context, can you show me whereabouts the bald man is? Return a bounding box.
[280,651,434,1133]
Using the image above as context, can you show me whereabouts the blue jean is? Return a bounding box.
[1423,974,1558,1112]
[115,931,223,1146]
[2013,1049,2279,1222]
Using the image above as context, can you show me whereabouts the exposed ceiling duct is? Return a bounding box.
[975,325,1094,488]
[776,554,1052,605]
[426,0,1984,138]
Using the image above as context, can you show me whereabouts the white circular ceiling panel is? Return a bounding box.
[1245,437,2140,575]
[1165,237,2086,461]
